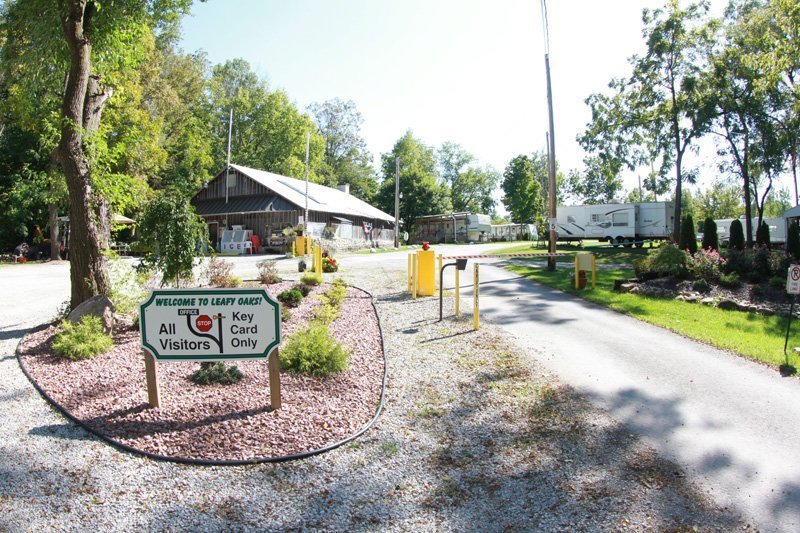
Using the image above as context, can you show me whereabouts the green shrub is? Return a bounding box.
[756,221,771,248]
[770,275,786,288]
[702,217,718,251]
[323,282,347,307]
[52,315,114,361]
[633,257,652,278]
[647,244,688,277]
[729,219,745,251]
[750,284,764,298]
[257,260,281,284]
[752,245,772,278]
[692,278,710,293]
[719,271,740,288]
[722,248,750,275]
[293,283,312,297]
[301,272,322,286]
[313,303,340,324]
[679,214,698,255]
[190,362,243,385]
[281,307,291,323]
[787,221,800,260]
[280,322,350,377]
[277,289,303,308]
[687,248,725,281]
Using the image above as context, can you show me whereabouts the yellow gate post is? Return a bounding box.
[455,268,460,316]
[437,254,443,291]
[316,244,323,277]
[473,263,480,330]
[408,253,413,293]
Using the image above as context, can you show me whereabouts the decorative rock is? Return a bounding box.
[717,299,741,311]
[618,283,638,293]
[67,295,115,334]
[701,297,716,305]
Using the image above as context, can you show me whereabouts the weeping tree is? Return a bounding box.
[1,1,192,307]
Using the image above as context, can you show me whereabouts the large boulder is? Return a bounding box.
[67,295,115,334]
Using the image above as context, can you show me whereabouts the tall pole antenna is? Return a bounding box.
[304,131,310,249]
[542,0,557,270]
[225,108,233,205]
[394,157,401,248]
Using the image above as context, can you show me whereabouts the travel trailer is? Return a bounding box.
[715,217,786,246]
[555,201,674,246]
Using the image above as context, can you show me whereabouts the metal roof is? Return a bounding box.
[230,164,394,223]
[194,195,295,216]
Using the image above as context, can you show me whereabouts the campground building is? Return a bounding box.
[191,164,394,252]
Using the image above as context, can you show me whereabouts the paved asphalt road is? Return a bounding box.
[3,246,799,531]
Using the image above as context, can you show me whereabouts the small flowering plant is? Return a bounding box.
[687,247,726,281]
[322,256,338,273]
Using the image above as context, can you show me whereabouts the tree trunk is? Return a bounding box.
[48,202,61,261]
[672,152,682,243]
[56,1,110,308]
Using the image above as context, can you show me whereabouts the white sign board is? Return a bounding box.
[140,288,280,361]
[787,265,800,294]
[548,218,558,232]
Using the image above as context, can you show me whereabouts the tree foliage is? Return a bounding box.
[679,214,698,254]
[501,154,545,224]
[137,193,207,285]
[729,218,745,250]
[376,131,451,234]
[702,217,719,250]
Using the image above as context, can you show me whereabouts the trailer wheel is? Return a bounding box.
[623,237,633,248]
[610,237,620,248]
[635,240,644,248]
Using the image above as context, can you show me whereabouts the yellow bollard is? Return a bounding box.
[575,252,595,290]
[412,254,418,299]
[473,263,480,330]
[316,245,323,276]
[306,235,311,255]
[455,268,460,317]
[292,240,296,257]
[416,250,436,296]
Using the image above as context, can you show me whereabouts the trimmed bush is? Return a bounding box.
[752,245,772,279]
[301,272,323,286]
[647,244,688,277]
[787,221,800,260]
[281,307,291,323]
[257,260,281,284]
[702,217,718,251]
[323,281,347,307]
[190,362,243,385]
[756,220,771,249]
[277,289,303,308]
[679,214,698,254]
[313,303,340,324]
[687,248,725,281]
[729,219,745,251]
[692,278,710,293]
[53,315,114,361]
[208,256,238,287]
[280,322,350,377]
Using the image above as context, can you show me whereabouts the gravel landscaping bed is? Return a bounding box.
[1,263,749,530]
[16,282,383,462]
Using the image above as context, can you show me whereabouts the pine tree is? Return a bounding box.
[787,221,800,260]
[755,221,771,248]
[702,217,718,250]
[729,219,745,250]
[679,214,698,254]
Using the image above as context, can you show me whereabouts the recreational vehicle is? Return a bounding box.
[555,201,674,246]
[715,217,786,246]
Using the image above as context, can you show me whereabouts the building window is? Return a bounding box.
[226,171,236,189]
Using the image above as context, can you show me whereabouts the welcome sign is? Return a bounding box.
[140,288,281,362]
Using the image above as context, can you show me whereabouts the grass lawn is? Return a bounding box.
[496,243,800,372]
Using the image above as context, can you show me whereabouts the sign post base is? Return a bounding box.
[144,350,161,408]
[269,349,281,409]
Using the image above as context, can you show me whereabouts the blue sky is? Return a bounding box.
[180,0,729,199]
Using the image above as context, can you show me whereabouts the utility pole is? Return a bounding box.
[304,132,310,243]
[394,157,400,248]
[542,0,557,271]
[225,108,232,205]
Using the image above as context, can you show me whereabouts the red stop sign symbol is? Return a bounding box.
[196,315,213,332]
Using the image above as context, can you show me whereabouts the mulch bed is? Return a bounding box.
[16,282,384,463]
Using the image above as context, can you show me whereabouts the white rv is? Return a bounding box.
[715,217,786,245]
[555,201,674,246]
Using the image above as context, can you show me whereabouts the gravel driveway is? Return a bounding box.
[0,257,746,530]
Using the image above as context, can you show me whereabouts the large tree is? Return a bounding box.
[501,154,545,225]
[376,131,451,235]
[308,98,377,201]
[2,0,192,307]
[451,166,499,214]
